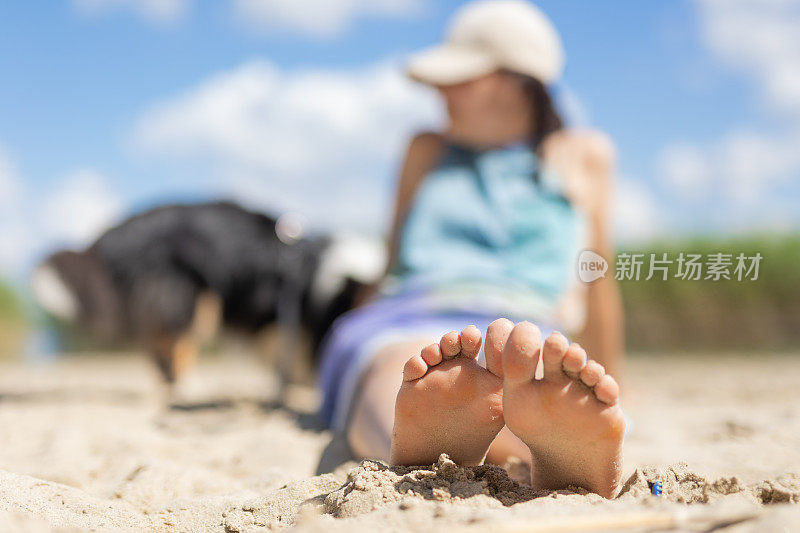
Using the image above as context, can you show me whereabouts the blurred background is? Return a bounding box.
[1,0,799,358]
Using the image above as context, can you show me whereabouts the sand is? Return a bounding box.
[0,351,798,532]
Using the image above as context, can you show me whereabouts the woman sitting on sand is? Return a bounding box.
[318,0,625,499]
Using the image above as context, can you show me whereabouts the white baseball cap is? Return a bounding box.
[407,0,565,86]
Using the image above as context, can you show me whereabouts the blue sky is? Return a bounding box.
[1,0,799,279]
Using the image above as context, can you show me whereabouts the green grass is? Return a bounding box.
[0,279,26,357]
[0,280,23,323]
[617,233,800,352]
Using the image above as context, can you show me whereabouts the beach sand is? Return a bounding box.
[0,351,798,531]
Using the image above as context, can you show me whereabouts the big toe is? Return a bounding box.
[501,321,542,385]
[485,318,513,377]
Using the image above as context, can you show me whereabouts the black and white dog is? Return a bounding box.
[31,201,384,386]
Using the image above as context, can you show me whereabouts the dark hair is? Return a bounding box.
[519,74,563,153]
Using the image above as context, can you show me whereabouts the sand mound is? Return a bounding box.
[222,474,342,532]
[325,454,541,518]
[326,455,800,520]
[310,455,800,532]
[0,469,148,531]
[619,463,800,505]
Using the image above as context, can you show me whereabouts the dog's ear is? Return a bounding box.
[32,250,121,341]
[32,252,81,322]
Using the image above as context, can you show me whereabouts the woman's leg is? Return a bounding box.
[346,337,433,462]
[486,426,532,468]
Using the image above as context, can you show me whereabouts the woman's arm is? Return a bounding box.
[582,189,624,379]
[384,132,443,275]
[352,132,443,306]
[542,130,624,378]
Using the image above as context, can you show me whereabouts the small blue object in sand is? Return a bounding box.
[651,481,663,496]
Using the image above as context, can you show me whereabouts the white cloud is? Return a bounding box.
[73,0,188,24]
[234,0,423,37]
[654,0,800,231]
[613,176,660,244]
[134,59,441,232]
[658,130,800,202]
[0,146,30,277]
[0,144,124,278]
[72,0,423,35]
[657,143,711,201]
[39,169,124,247]
[696,0,800,114]
[0,146,21,208]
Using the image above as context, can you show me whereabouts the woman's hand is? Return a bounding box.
[541,130,615,219]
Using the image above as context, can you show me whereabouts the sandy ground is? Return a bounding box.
[0,350,798,532]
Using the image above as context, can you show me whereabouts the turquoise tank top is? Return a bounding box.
[389,141,583,321]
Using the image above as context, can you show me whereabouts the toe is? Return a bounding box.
[403,354,428,382]
[420,343,442,366]
[485,318,513,377]
[579,360,605,388]
[440,331,461,359]
[594,374,620,405]
[562,343,587,378]
[501,321,542,384]
[459,325,482,359]
[541,332,569,382]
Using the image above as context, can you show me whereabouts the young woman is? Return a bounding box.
[318,0,625,498]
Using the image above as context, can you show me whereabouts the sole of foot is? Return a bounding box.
[501,321,625,498]
[389,323,510,467]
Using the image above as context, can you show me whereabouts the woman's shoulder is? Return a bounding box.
[401,131,446,176]
[542,129,616,166]
[394,131,446,200]
[407,131,445,156]
[540,129,616,215]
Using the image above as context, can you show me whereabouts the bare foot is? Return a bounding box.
[389,324,508,466]
[502,322,625,498]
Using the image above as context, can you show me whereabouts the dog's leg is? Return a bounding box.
[151,335,197,384]
[191,292,221,344]
[150,292,219,385]
[171,335,198,382]
[252,326,314,402]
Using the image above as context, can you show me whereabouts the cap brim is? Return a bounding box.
[407,44,497,86]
